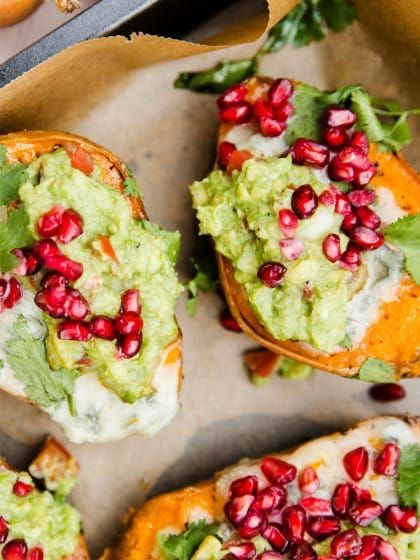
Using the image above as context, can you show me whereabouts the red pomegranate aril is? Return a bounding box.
[369,383,406,402]
[323,126,347,150]
[376,539,399,560]
[274,101,294,122]
[0,517,8,544]
[322,233,341,263]
[282,505,306,544]
[28,548,43,560]
[238,510,265,539]
[44,254,83,281]
[229,475,259,498]
[335,193,352,216]
[289,543,316,560]
[348,189,375,207]
[35,287,67,319]
[261,524,289,553]
[57,209,83,244]
[254,486,287,512]
[298,467,319,495]
[12,480,33,497]
[58,321,92,341]
[37,205,64,238]
[121,289,140,314]
[374,443,400,476]
[324,106,356,129]
[224,543,255,560]
[349,484,372,504]
[219,102,252,125]
[2,539,28,560]
[259,116,285,137]
[351,226,384,250]
[338,146,370,170]
[0,279,9,299]
[278,209,299,237]
[353,164,376,188]
[268,78,294,107]
[350,131,369,155]
[354,206,381,230]
[332,484,352,518]
[3,278,23,309]
[217,84,248,108]
[341,212,358,235]
[115,311,143,336]
[257,262,287,288]
[41,272,68,290]
[279,238,304,261]
[398,508,418,533]
[290,139,329,168]
[307,515,341,541]
[341,243,361,268]
[255,553,284,560]
[331,529,362,558]
[12,249,41,276]
[360,535,381,555]
[348,500,383,527]
[261,456,297,485]
[343,447,369,481]
[253,99,274,120]
[64,289,90,320]
[291,184,318,219]
[319,189,335,206]
[117,333,142,359]
[220,309,242,332]
[225,495,255,526]
[328,157,354,182]
[218,141,236,170]
[89,316,116,340]
[299,497,333,516]
[32,239,60,261]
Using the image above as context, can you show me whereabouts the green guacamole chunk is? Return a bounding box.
[190,156,351,353]
[19,149,182,403]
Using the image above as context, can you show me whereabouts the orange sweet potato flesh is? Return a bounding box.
[217,80,420,378]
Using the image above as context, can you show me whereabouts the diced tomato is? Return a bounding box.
[227,150,253,174]
[68,145,94,174]
[97,236,118,262]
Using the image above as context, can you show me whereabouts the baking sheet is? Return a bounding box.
[0,1,419,557]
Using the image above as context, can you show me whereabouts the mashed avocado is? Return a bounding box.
[19,150,182,403]
[0,470,81,560]
[190,156,351,353]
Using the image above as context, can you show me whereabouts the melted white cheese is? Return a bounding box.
[225,124,289,158]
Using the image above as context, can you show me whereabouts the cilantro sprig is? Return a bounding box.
[159,521,219,560]
[0,206,34,272]
[398,444,420,511]
[385,215,420,283]
[186,253,219,316]
[0,145,28,206]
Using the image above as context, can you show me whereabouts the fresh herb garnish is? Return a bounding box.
[6,315,78,410]
[385,215,420,283]
[0,145,28,206]
[159,521,219,560]
[174,0,356,93]
[397,444,420,511]
[123,169,143,198]
[186,253,219,316]
[358,358,397,383]
[0,206,34,272]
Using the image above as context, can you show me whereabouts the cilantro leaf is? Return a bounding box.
[0,145,28,205]
[187,253,219,316]
[6,315,78,410]
[358,358,397,382]
[123,171,140,197]
[159,521,219,560]
[319,0,357,32]
[385,215,420,283]
[0,206,34,272]
[397,444,420,511]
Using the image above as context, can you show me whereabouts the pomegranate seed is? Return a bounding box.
[217,84,248,108]
[340,243,361,269]
[328,157,354,182]
[350,131,369,155]
[44,254,83,281]
[253,486,287,512]
[291,184,318,219]
[257,262,286,288]
[238,511,265,539]
[2,539,28,560]
[290,139,329,168]
[324,106,356,128]
[12,249,41,276]
[3,278,23,309]
[57,209,83,244]
[369,383,406,402]
[41,272,68,289]
[376,539,399,560]
[323,126,347,150]
[382,505,403,530]
[343,447,369,481]
[64,289,90,320]
[348,189,375,207]
[115,311,143,336]
[266,509,284,526]
[261,456,297,485]
[37,205,64,237]
[331,529,362,558]
[282,505,306,544]
[219,102,252,124]
[268,79,294,107]
[117,333,142,359]
[349,485,372,504]
[335,193,352,215]
[279,238,304,261]
[70,147,94,174]
[218,141,236,170]
[255,553,283,560]
[12,480,33,497]
[338,146,370,170]
[348,500,383,526]
[374,443,400,476]
[322,233,341,262]
[253,99,275,120]
[354,206,381,230]
[274,101,294,122]
[353,163,376,187]
[0,279,9,299]
[58,321,92,341]
[35,286,67,319]
[220,309,242,332]
[261,525,289,553]
[229,476,258,498]
[298,467,319,495]
[32,239,60,261]
[307,516,341,540]
[89,316,116,340]
[360,535,381,555]
[341,212,358,235]
[0,517,8,544]
[289,543,316,560]
[278,208,299,237]
[28,549,43,560]
[319,189,335,206]
[383,505,417,533]
[299,497,333,516]
[350,226,384,250]
[224,543,255,560]
[121,289,140,313]
[259,116,285,137]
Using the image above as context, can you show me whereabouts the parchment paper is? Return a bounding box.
[0,1,419,557]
